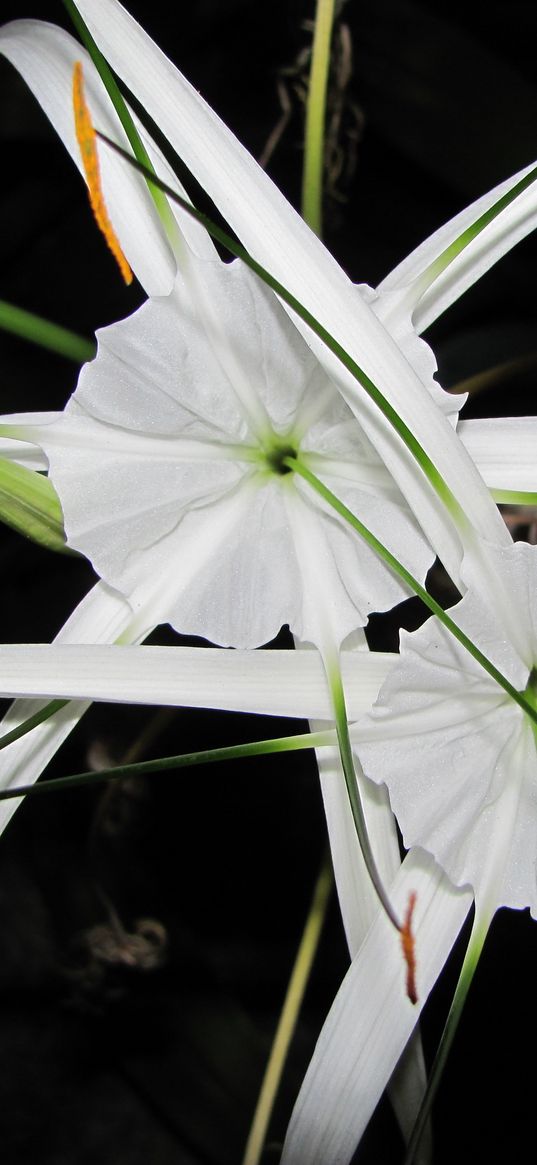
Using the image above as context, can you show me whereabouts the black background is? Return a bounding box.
[1,1,537,1162]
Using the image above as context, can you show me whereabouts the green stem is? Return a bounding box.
[241,849,333,1165]
[63,0,178,244]
[325,650,401,930]
[302,0,337,234]
[288,456,537,726]
[0,700,69,752]
[0,300,94,363]
[403,911,490,1165]
[0,726,336,800]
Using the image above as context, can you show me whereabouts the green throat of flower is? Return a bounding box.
[259,436,300,478]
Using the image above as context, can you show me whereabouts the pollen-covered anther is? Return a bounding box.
[72,61,133,286]
[401,890,418,1005]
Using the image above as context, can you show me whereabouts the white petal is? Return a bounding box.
[281,848,472,1165]
[378,161,537,333]
[107,479,304,648]
[73,0,509,585]
[284,483,430,647]
[460,537,537,670]
[0,642,394,720]
[314,734,400,954]
[0,21,216,295]
[459,417,537,494]
[74,260,325,441]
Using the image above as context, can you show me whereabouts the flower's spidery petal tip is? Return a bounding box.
[72,60,133,285]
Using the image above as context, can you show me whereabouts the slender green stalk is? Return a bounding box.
[288,456,537,726]
[0,726,336,800]
[403,911,489,1165]
[0,700,69,752]
[241,849,333,1165]
[63,0,178,243]
[302,0,337,234]
[325,651,401,930]
[95,133,465,527]
[0,300,94,363]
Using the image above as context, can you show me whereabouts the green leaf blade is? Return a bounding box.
[0,458,70,553]
[0,299,95,363]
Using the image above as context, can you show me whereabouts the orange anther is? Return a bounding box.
[72,61,133,285]
[401,890,418,1005]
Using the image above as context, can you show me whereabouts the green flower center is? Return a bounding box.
[261,434,299,477]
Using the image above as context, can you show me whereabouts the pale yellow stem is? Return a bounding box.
[241,851,333,1165]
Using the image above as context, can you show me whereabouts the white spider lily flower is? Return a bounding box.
[356,538,537,921]
[0,258,434,652]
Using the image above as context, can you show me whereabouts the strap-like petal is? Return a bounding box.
[0,641,394,721]
[459,417,537,493]
[378,162,537,333]
[281,847,472,1164]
